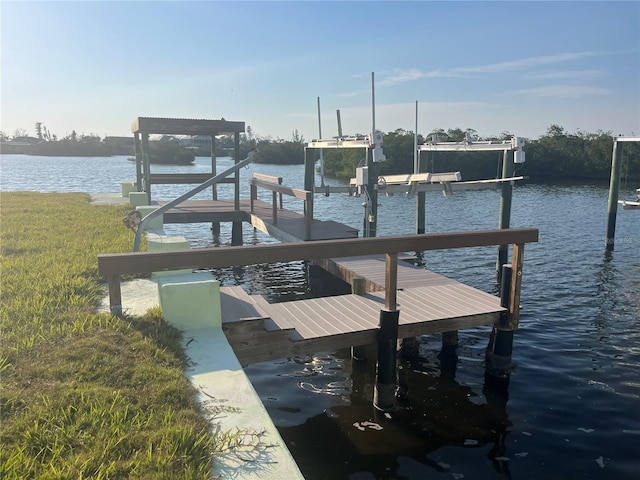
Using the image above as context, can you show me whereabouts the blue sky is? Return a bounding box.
[2,1,639,141]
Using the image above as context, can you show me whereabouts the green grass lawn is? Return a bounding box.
[1,192,214,479]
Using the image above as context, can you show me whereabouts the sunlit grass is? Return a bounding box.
[0,192,214,478]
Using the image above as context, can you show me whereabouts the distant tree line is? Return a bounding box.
[3,123,638,182]
[317,125,640,183]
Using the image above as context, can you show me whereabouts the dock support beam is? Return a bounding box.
[416,151,427,234]
[374,309,399,411]
[351,276,369,361]
[605,140,623,251]
[210,135,220,236]
[485,262,522,378]
[496,150,514,279]
[232,132,243,246]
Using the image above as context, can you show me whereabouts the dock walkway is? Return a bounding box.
[221,256,505,365]
[157,198,359,241]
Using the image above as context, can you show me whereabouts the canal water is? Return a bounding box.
[2,154,639,479]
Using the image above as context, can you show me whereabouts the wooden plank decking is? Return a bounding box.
[220,255,505,365]
[157,198,359,241]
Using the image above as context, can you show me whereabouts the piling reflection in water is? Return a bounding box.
[260,344,514,480]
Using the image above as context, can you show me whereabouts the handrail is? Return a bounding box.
[249,177,314,240]
[133,154,254,251]
[100,227,538,321]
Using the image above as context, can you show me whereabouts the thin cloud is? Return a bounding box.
[504,85,612,98]
[376,51,601,87]
[525,69,608,80]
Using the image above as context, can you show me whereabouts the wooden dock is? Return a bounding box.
[157,198,359,241]
[220,256,505,365]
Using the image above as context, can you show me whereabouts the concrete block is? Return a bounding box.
[158,272,221,330]
[121,180,137,197]
[147,233,191,252]
[129,191,149,207]
[136,205,163,230]
[146,230,193,277]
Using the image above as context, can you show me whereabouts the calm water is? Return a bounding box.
[2,154,639,479]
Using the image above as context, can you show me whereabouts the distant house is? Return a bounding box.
[175,135,213,150]
[103,136,135,155]
[1,136,44,154]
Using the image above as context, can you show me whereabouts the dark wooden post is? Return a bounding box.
[134,133,142,191]
[496,150,514,279]
[416,150,427,234]
[374,308,399,411]
[211,134,220,235]
[231,132,243,246]
[141,133,151,205]
[606,140,623,251]
[486,242,524,378]
[304,147,315,192]
[107,275,123,317]
[485,264,513,378]
[366,149,379,238]
[351,275,368,360]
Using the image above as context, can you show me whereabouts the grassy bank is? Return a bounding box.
[0,192,213,478]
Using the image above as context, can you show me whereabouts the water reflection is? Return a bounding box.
[274,346,513,480]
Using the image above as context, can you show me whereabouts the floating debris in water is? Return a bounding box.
[514,452,529,458]
[522,431,533,436]
[494,456,509,461]
[463,439,478,446]
[596,456,605,469]
[578,427,594,433]
[353,421,384,432]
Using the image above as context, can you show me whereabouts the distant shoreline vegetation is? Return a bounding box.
[2,125,638,182]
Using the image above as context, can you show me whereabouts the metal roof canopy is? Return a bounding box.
[131,117,245,136]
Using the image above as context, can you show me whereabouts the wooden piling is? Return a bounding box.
[210,135,220,235]
[496,150,514,278]
[486,264,514,378]
[142,133,151,205]
[304,147,315,193]
[107,275,122,317]
[232,132,243,246]
[351,275,368,360]
[416,151,427,234]
[605,140,623,251]
[374,309,399,411]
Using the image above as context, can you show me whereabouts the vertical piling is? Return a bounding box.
[374,309,400,411]
[142,133,151,205]
[304,147,315,193]
[351,275,369,360]
[496,150,514,279]
[211,135,220,236]
[231,132,243,246]
[486,264,514,378]
[416,151,427,234]
[605,139,623,251]
[134,133,142,191]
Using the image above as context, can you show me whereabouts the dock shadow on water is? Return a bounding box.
[246,338,515,480]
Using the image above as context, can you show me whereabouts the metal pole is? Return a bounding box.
[371,72,376,135]
[413,100,418,174]
[605,140,623,251]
